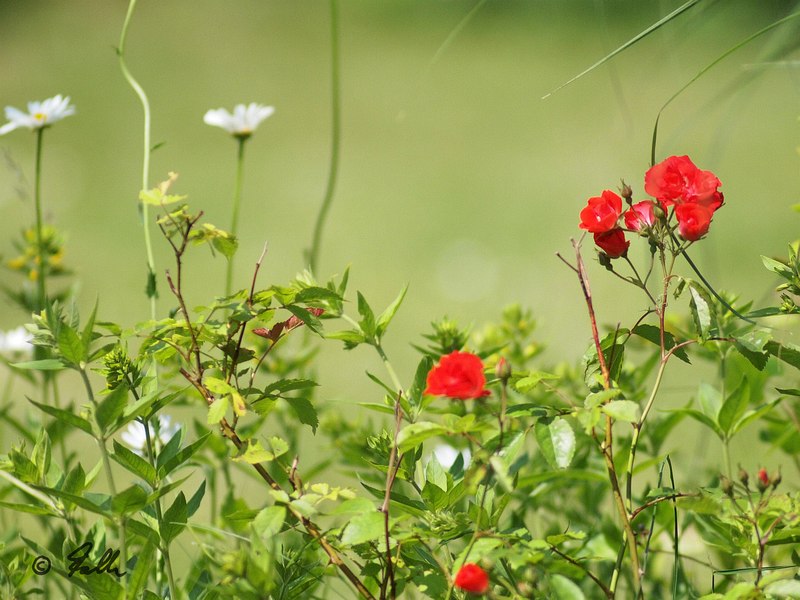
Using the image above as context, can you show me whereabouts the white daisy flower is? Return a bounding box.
[0,95,76,135]
[431,444,471,470]
[203,103,274,138]
[0,326,33,353]
[120,414,179,456]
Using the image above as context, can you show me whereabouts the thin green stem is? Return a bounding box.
[225,137,247,296]
[308,0,341,275]
[80,369,127,590]
[143,419,178,599]
[33,127,46,310]
[118,0,157,316]
[375,342,403,395]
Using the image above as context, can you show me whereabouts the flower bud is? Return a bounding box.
[619,180,633,203]
[757,468,770,492]
[495,357,512,382]
[738,467,749,488]
[720,475,734,497]
[772,470,782,489]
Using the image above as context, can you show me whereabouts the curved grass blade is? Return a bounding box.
[542,0,704,100]
[423,0,490,78]
[651,9,800,165]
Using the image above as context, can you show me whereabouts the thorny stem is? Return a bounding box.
[308,0,341,275]
[118,0,157,317]
[80,368,127,591]
[560,239,641,596]
[225,137,247,296]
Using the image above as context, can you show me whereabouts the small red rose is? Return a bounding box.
[593,228,629,258]
[624,200,656,232]
[674,203,713,241]
[424,351,490,399]
[644,155,722,210]
[454,563,490,594]
[579,190,623,233]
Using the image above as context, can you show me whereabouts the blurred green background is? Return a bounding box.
[1,0,799,485]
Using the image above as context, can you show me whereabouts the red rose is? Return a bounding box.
[645,155,722,210]
[454,563,489,594]
[424,351,490,399]
[623,200,656,232]
[674,203,713,241]
[579,190,623,233]
[593,228,629,258]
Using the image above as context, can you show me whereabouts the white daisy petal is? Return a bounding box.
[0,94,75,135]
[204,102,274,137]
[0,326,33,353]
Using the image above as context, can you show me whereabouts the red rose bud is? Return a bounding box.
[644,155,722,209]
[454,563,490,595]
[623,201,656,233]
[424,350,490,399]
[738,467,749,488]
[619,181,633,202]
[593,228,629,258]
[675,203,713,241]
[579,190,623,233]
[757,468,770,491]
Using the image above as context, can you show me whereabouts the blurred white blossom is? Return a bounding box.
[203,103,274,137]
[0,326,33,354]
[120,414,179,455]
[431,444,471,470]
[0,95,75,135]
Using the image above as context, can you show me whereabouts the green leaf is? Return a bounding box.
[81,300,99,354]
[32,428,51,482]
[689,284,712,341]
[111,440,157,486]
[670,408,723,439]
[765,580,800,598]
[111,484,149,515]
[157,433,210,478]
[285,304,323,334]
[253,505,287,541]
[730,397,781,437]
[762,255,794,280]
[57,323,86,366]
[186,480,206,518]
[340,510,384,546]
[766,340,800,370]
[161,492,188,544]
[601,400,641,423]
[515,371,559,393]
[551,574,586,600]
[396,421,447,454]
[96,384,129,435]
[12,359,65,371]
[207,396,229,425]
[535,417,576,470]
[232,437,288,464]
[128,538,157,599]
[325,328,366,349]
[356,292,376,340]
[375,284,408,338]
[28,399,93,435]
[286,397,319,433]
[632,324,690,363]
[584,388,623,408]
[717,380,750,437]
[698,383,722,422]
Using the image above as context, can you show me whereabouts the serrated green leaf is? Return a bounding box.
[341,510,384,546]
[535,417,575,470]
[601,400,641,423]
[207,396,229,425]
[515,371,559,393]
[157,433,210,478]
[762,255,794,280]
[766,340,800,371]
[111,440,157,485]
[286,397,318,433]
[253,505,286,540]
[397,421,447,454]
[57,323,85,366]
[356,292,376,339]
[689,284,712,341]
[111,484,149,515]
[632,324,690,363]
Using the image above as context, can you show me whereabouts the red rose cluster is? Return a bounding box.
[579,155,723,258]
